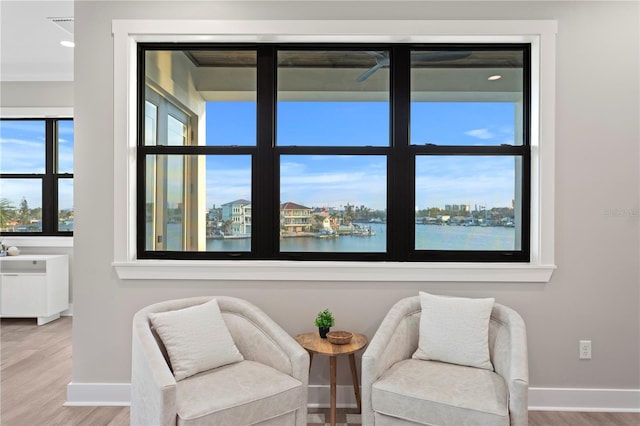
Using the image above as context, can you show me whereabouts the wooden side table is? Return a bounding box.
[295,332,368,426]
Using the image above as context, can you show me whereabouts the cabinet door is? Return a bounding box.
[0,274,47,316]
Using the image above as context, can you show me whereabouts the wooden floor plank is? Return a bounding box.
[2,317,639,425]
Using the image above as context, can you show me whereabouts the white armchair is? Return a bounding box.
[131,296,309,426]
[362,296,529,426]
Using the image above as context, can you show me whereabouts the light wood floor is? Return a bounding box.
[2,317,639,426]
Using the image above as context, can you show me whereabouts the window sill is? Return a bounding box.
[113,260,555,282]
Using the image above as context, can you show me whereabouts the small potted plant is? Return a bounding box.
[314,308,335,338]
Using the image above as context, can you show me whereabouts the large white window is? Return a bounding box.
[113,20,556,281]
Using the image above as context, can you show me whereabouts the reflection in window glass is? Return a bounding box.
[415,156,520,251]
[144,155,252,252]
[57,120,74,173]
[58,179,74,231]
[0,120,46,173]
[0,179,42,232]
[277,50,390,147]
[145,101,157,146]
[280,155,387,253]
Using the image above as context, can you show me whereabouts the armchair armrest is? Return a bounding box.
[131,312,177,426]
[490,304,529,426]
[362,296,421,426]
[219,297,309,382]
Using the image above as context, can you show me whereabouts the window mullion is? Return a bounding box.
[43,119,56,234]
[255,46,277,258]
[390,46,412,260]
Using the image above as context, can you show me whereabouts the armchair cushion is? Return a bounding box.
[176,360,303,425]
[413,291,494,370]
[149,298,243,381]
[372,359,508,426]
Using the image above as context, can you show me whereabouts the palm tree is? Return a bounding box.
[0,198,16,228]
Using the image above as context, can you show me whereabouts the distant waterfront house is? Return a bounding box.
[280,202,312,233]
[221,199,251,235]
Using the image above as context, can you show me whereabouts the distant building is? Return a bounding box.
[280,201,312,233]
[445,204,471,213]
[221,199,251,235]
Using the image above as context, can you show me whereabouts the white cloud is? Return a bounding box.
[465,128,495,140]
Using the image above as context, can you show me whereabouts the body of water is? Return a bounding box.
[204,223,515,252]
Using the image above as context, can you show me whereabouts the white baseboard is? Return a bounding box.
[528,387,640,412]
[65,382,130,406]
[65,382,640,413]
[307,385,359,408]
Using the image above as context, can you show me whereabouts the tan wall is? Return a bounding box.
[73,0,640,394]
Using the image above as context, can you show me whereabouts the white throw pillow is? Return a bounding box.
[148,298,244,381]
[412,291,495,370]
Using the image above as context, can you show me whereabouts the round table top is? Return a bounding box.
[295,331,368,356]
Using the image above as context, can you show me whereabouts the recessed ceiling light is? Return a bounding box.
[488,74,502,81]
[60,40,75,48]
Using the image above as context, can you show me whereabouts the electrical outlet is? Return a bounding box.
[579,340,592,359]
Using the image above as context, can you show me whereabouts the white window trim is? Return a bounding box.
[112,19,557,282]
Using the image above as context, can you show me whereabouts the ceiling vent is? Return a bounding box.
[48,17,74,35]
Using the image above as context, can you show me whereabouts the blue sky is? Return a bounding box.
[205,101,517,211]
[0,120,74,210]
[0,102,517,214]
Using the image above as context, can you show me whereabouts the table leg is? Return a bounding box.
[308,352,313,374]
[330,356,337,426]
[348,353,362,413]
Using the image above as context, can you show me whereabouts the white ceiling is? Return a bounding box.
[0,0,74,82]
[1,0,629,83]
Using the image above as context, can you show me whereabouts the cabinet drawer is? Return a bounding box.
[0,274,47,316]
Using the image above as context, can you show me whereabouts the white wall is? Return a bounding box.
[72,0,639,407]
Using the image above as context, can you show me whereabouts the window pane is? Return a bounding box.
[58,178,74,232]
[57,120,74,173]
[0,179,42,232]
[145,155,252,252]
[145,49,257,147]
[277,50,390,147]
[0,120,46,173]
[206,155,252,252]
[280,155,386,252]
[415,156,520,250]
[411,49,524,146]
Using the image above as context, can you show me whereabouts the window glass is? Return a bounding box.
[145,155,252,252]
[206,101,256,146]
[277,50,390,147]
[58,179,74,231]
[0,120,46,173]
[410,49,524,146]
[0,179,42,232]
[280,155,386,253]
[57,120,74,173]
[415,155,520,251]
[206,155,252,252]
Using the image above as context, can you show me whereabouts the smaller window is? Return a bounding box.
[0,118,74,236]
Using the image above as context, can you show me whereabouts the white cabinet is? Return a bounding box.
[0,255,69,325]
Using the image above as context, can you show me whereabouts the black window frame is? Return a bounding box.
[137,43,530,262]
[0,117,74,237]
